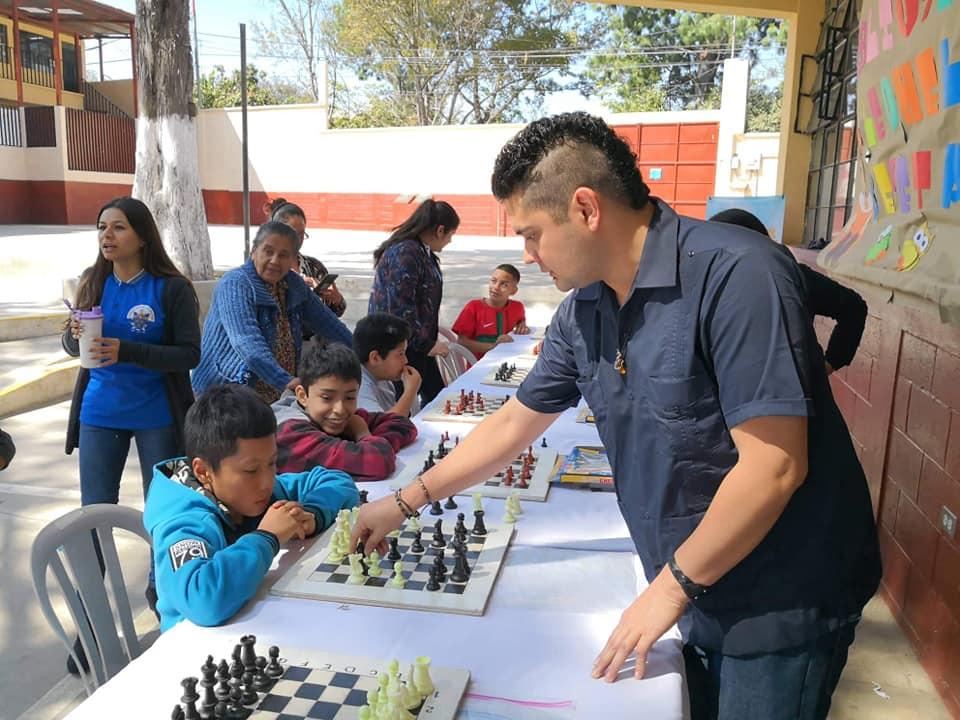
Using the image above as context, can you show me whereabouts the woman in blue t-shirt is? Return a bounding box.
[63,196,200,526]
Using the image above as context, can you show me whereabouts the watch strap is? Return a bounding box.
[668,554,709,601]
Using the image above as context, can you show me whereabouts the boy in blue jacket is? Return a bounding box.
[145,384,359,632]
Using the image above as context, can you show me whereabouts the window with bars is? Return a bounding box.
[803,0,859,248]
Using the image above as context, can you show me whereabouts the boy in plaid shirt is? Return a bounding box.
[272,340,418,482]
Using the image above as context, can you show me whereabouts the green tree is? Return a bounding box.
[329,0,599,125]
[746,84,783,133]
[197,64,311,108]
[582,7,785,113]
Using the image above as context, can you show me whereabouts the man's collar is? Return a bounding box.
[575,198,679,302]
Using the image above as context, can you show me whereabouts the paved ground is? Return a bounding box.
[0,224,565,720]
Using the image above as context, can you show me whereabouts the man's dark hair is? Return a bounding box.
[299,339,361,390]
[495,263,520,283]
[709,208,771,238]
[491,112,651,222]
[185,385,277,470]
[353,312,411,363]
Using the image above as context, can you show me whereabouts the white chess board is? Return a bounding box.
[271,510,513,616]
[420,392,512,424]
[173,641,469,720]
[394,444,556,502]
[480,359,536,388]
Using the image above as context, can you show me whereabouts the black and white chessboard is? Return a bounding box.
[394,441,556,502]
[173,640,469,720]
[420,391,511,424]
[271,511,513,616]
[480,359,536,388]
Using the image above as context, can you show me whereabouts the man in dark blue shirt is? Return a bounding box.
[352,113,881,719]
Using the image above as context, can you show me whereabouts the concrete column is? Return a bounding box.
[777,4,822,245]
[714,57,749,196]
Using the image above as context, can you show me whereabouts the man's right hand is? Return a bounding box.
[349,494,406,556]
[258,501,309,544]
[400,365,422,393]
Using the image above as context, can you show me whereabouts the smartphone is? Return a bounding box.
[317,273,338,291]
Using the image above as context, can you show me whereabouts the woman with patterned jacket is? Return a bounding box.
[368,199,459,404]
[192,221,352,404]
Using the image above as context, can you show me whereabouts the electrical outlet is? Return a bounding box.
[941,507,957,539]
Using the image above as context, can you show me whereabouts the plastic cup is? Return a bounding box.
[75,306,104,369]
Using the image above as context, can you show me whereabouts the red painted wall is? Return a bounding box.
[796,249,960,718]
[0,180,132,224]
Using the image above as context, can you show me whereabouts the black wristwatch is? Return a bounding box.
[668,554,709,601]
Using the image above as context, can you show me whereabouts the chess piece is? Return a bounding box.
[229,644,243,678]
[412,656,435,698]
[171,705,185,720]
[451,547,470,583]
[431,519,446,548]
[503,504,516,523]
[180,677,200,720]
[367,549,383,577]
[409,515,421,532]
[432,550,447,581]
[454,512,467,538]
[215,660,231,702]
[241,671,258,705]
[472,492,483,512]
[240,635,257,674]
[510,492,524,515]
[429,499,444,515]
[252,656,271,691]
[389,561,405,588]
[347,553,366,584]
[266,646,284,678]
[410,530,425,554]
[444,495,457,509]
[471,509,488,536]
[426,565,441,591]
[405,663,421,709]
[200,658,217,716]
[387,536,402,561]
[359,489,369,505]
[541,436,548,447]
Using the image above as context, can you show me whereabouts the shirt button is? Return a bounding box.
[688,251,695,257]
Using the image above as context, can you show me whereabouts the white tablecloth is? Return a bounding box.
[63,330,686,719]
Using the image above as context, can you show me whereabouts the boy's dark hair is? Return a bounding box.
[185,385,277,470]
[298,339,362,390]
[491,112,651,223]
[353,312,411,363]
[495,263,520,283]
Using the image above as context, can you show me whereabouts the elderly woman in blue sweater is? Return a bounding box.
[193,221,352,403]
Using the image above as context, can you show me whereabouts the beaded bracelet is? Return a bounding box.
[416,475,433,505]
[394,488,419,519]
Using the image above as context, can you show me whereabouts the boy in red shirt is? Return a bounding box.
[452,264,529,359]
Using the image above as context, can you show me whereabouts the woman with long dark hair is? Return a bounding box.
[62,197,200,666]
[368,199,458,404]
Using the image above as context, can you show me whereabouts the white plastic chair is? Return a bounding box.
[31,504,153,695]
[436,342,478,386]
[438,326,458,343]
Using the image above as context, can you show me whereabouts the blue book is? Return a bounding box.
[552,446,614,490]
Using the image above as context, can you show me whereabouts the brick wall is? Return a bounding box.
[796,249,960,717]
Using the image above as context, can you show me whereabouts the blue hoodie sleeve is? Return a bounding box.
[152,508,277,629]
[273,466,360,534]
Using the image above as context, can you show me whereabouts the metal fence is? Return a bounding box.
[24,106,55,147]
[0,105,21,147]
[66,108,135,173]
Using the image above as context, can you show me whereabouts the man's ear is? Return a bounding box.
[571,187,601,231]
[295,384,309,405]
[192,457,214,489]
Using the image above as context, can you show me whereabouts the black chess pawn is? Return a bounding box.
[227,674,244,717]
[180,677,201,720]
[426,565,441,591]
[431,519,446,548]
[252,656,272,692]
[410,530,425,554]
[241,671,258,705]
[427,450,435,464]
[429,499,444,515]
[359,489,369,505]
[444,495,458,509]
[541,437,548,447]
[451,547,470,583]
[454,512,467,534]
[471,509,488,536]
[171,705,185,720]
[215,660,231,703]
[213,700,228,719]
[266,646,284,678]
[432,551,447,582]
[387,535,402,561]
